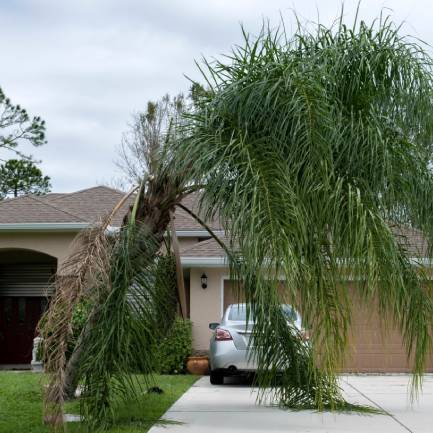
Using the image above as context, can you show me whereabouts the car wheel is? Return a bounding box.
[210,370,224,385]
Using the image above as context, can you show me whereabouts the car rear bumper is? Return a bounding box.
[209,340,257,372]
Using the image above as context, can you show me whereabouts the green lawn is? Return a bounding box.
[0,372,198,433]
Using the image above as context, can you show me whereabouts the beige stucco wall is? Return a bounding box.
[0,232,201,278]
[0,231,79,268]
[189,267,228,350]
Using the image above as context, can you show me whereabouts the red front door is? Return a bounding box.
[0,297,47,364]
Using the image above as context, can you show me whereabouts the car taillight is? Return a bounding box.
[215,328,233,341]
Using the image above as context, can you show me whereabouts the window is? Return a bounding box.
[228,304,298,323]
[228,304,251,321]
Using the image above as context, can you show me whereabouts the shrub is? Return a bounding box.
[157,317,192,374]
[66,300,91,358]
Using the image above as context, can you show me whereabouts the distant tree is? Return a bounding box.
[0,159,51,198]
[0,87,46,158]
[117,93,185,186]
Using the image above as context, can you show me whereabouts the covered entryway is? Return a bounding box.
[0,249,56,365]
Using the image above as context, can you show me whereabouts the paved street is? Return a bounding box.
[149,375,433,433]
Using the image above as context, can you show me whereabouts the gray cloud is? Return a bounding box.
[0,0,432,191]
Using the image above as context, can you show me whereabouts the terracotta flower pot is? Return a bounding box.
[186,356,209,375]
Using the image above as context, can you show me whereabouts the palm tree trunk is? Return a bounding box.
[169,215,187,318]
[63,320,88,399]
[62,185,183,399]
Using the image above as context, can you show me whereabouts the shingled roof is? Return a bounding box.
[0,195,86,224]
[41,186,129,227]
[0,186,222,231]
[173,192,221,232]
[182,237,226,257]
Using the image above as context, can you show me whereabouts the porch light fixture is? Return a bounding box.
[201,273,208,289]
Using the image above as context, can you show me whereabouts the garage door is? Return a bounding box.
[345,285,433,373]
[223,280,433,372]
[223,280,244,311]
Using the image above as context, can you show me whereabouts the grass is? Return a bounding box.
[0,372,198,433]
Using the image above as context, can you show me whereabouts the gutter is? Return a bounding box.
[181,256,227,267]
[0,223,90,232]
[0,223,225,239]
[179,255,433,270]
[176,230,224,237]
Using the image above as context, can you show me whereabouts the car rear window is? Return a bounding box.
[228,304,298,322]
[228,305,251,321]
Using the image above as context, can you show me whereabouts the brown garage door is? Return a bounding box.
[345,285,433,373]
[223,280,433,372]
[223,280,244,311]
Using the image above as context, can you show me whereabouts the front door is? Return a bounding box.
[0,297,47,364]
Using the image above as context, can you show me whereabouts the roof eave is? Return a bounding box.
[180,256,433,269]
[181,256,227,267]
[176,230,224,237]
[0,223,90,232]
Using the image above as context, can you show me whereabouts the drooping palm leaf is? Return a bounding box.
[178,15,433,407]
[40,190,136,428]
[77,223,178,430]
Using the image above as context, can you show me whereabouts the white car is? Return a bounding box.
[208,303,304,384]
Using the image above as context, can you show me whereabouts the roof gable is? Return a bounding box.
[48,186,129,225]
[174,192,221,232]
[181,237,226,257]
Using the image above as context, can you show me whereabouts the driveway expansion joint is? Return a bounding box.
[344,379,414,433]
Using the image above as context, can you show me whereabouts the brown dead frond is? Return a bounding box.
[39,188,136,431]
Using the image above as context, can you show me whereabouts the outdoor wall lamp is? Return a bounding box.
[201,273,208,289]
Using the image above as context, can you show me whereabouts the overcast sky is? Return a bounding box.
[1,0,432,192]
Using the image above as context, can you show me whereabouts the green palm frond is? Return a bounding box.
[178,14,433,406]
[78,223,178,430]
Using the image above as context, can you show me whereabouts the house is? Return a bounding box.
[0,186,432,372]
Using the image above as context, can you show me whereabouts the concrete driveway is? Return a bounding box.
[149,375,433,433]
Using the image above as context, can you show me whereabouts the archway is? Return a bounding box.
[0,249,57,366]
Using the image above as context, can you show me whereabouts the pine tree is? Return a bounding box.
[0,159,51,198]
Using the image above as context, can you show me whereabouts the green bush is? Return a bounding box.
[66,300,91,358]
[157,317,192,374]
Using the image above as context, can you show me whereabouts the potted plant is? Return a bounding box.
[186,350,209,375]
